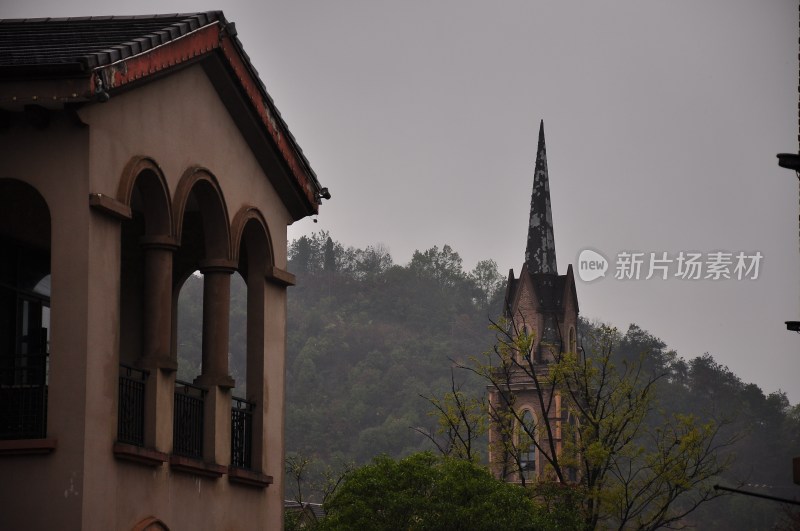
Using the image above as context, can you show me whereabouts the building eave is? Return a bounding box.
[0,12,322,220]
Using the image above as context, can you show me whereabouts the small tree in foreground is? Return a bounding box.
[435,321,736,530]
[285,453,354,530]
[318,452,579,531]
[415,367,486,462]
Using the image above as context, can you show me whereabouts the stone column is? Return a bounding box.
[196,258,236,464]
[140,235,178,367]
[262,275,289,521]
[139,235,178,451]
[245,264,266,467]
[195,259,236,386]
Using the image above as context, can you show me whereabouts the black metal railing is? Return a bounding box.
[0,354,48,439]
[117,364,148,446]
[173,380,205,459]
[231,396,254,469]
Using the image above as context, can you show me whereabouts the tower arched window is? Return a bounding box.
[569,326,576,354]
[519,409,537,481]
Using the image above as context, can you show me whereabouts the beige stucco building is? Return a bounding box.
[0,12,325,530]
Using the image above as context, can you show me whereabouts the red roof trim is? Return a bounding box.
[92,22,220,93]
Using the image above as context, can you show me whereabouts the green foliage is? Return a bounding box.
[469,258,505,307]
[284,509,306,531]
[286,454,312,505]
[319,453,551,531]
[284,233,500,468]
[528,481,587,531]
[408,244,467,290]
[417,369,487,462]
[286,453,354,508]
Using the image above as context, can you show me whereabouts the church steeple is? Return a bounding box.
[524,120,558,274]
[491,119,580,484]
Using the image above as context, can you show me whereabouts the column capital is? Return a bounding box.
[199,258,238,274]
[136,355,178,373]
[139,235,179,251]
[194,373,236,390]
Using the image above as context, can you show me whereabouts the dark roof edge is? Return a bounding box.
[214,14,321,215]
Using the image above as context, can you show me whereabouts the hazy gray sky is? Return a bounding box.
[3,1,798,401]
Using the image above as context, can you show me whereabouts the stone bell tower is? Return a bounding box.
[489,120,579,483]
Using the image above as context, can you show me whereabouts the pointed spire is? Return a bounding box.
[524,120,558,274]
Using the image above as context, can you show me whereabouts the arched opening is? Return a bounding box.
[172,174,232,378]
[172,169,232,462]
[0,179,51,440]
[229,211,273,471]
[518,409,537,482]
[131,516,170,531]
[117,162,173,449]
[119,166,172,366]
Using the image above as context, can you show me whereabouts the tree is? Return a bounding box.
[322,236,337,273]
[285,453,354,531]
[415,368,486,462]
[408,244,467,290]
[449,320,735,531]
[290,235,318,274]
[318,452,568,531]
[469,258,505,307]
[286,453,313,506]
[286,453,354,506]
[353,244,393,279]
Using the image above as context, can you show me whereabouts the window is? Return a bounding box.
[542,315,558,344]
[569,326,576,353]
[566,412,579,483]
[518,324,534,362]
[519,410,536,481]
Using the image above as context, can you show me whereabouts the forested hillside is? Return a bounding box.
[285,232,505,464]
[177,232,800,528]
